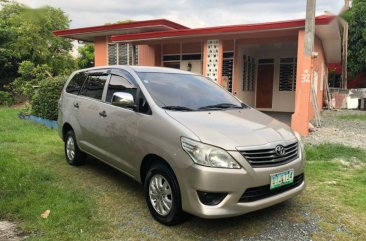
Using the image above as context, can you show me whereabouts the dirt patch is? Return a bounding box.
[0,221,21,241]
[304,110,366,149]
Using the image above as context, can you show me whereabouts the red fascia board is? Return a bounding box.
[53,19,189,36]
[111,15,335,42]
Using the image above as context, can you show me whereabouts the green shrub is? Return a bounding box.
[31,76,67,120]
[11,61,53,100]
[0,91,14,106]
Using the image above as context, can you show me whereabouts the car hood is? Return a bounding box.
[166,108,296,150]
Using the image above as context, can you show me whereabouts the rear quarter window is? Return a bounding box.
[66,72,88,95]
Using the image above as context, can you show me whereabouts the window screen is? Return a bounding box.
[66,72,87,95]
[222,51,234,92]
[108,43,138,65]
[279,57,297,91]
[243,55,256,91]
[108,44,117,65]
[118,43,128,65]
[80,75,108,100]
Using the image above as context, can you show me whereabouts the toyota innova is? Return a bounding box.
[58,66,305,225]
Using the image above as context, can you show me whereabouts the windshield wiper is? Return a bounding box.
[198,103,243,110]
[162,106,194,111]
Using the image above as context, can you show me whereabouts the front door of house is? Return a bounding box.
[256,59,274,108]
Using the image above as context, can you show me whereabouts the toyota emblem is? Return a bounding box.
[275,145,285,156]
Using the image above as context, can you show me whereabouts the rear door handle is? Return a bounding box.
[99,110,107,117]
[73,103,79,108]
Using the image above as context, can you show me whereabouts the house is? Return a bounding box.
[54,15,343,135]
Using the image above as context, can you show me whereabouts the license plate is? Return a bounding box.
[270,169,294,190]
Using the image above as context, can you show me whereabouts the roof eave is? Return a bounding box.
[110,15,336,43]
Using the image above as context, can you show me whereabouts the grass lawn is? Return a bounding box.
[0,107,365,240]
[336,114,366,121]
[304,144,366,240]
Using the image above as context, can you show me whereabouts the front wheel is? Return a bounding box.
[64,130,86,166]
[144,163,187,225]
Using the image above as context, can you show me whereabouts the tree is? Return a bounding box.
[77,43,94,68]
[343,0,366,79]
[0,1,76,90]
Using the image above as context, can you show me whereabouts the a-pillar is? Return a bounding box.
[291,30,312,136]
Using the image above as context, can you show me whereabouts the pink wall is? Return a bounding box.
[162,43,180,54]
[182,42,201,53]
[138,45,161,66]
[308,36,327,120]
[94,36,107,66]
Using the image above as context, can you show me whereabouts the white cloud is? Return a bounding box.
[17,0,344,29]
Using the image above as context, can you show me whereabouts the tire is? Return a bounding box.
[144,163,187,225]
[64,130,86,166]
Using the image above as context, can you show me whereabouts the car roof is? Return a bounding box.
[129,66,194,75]
[78,65,196,75]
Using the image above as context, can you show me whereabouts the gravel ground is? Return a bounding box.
[0,221,21,241]
[304,109,366,149]
[244,203,320,241]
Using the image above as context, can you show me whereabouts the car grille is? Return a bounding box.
[239,142,298,167]
[239,173,304,202]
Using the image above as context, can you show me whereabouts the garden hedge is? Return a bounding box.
[31,76,67,120]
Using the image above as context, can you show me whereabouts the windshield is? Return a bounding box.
[137,72,245,111]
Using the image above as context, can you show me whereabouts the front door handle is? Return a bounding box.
[99,110,107,117]
[73,103,79,108]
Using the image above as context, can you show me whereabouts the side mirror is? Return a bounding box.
[111,92,135,109]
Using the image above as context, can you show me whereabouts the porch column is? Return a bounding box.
[291,30,312,136]
[94,36,108,66]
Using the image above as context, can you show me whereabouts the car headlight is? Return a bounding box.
[181,137,241,169]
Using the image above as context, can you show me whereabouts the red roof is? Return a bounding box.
[54,19,188,36]
[111,15,336,42]
[53,19,189,42]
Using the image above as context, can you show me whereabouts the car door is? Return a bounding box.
[96,69,152,178]
[75,70,110,158]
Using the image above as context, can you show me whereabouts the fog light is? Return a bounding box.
[197,191,227,206]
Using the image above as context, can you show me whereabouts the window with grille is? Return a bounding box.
[279,57,297,91]
[108,43,138,65]
[243,55,256,91]
[222,52,233,92]
[108,44,117,65]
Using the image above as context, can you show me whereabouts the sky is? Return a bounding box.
[17,0,345,29]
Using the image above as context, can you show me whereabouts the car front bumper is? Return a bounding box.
[177,150,305,218]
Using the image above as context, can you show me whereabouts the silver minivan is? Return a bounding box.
[58,66,305,225]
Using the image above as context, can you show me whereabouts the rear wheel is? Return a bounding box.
[64,130,86,166]
[144,163,187,225]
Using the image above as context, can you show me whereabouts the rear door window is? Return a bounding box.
[80,75,108,100]
[66,72,87,95]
